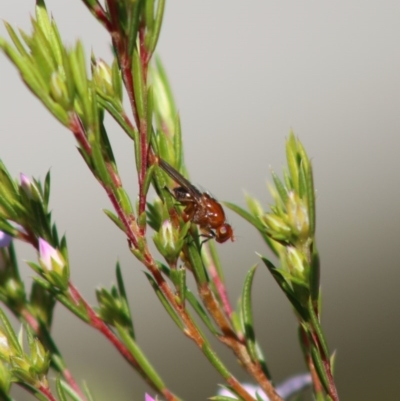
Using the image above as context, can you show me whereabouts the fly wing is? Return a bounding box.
[159,159,202,199]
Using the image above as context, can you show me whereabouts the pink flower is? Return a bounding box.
[145,394,156,401]
[218,373,312,400]
[0,231,12,248]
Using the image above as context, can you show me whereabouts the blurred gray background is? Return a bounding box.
[1,1,400,400]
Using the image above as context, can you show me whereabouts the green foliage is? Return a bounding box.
[0,1,339,400]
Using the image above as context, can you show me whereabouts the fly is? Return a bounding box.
[159,159,234,244]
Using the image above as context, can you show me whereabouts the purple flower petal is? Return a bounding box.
[145,394,156,401]
[0,232,12,248]
[218,373,312,400]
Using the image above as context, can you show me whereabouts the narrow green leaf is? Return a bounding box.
[187,241,207,285]
[145,0,155,32]
[143,164,155,196]
[70,41,88,98]
[307,300,329,359]
[224,202,263,231]
[309,247,320,303]
[271,170,288,204]
[286,133,299,192]
[82,381,95,401]
[111,58,123,103]
[0,308,22,355]
[176,266,186,304]
[103,209,125,232]
[59,380,82,401]
[210,396,238,401]
[116,262,135,339]
[241,264,258,362]
[115,323,166,391]
[132,49,145,120]
[55,376,68,401]
[116,187,133,216]
[186,290,220,336]
[306,162,316,236]
[35,0,52,41]
[89,134,111,186]
[3,22,28,57]
[147,0,165,55]
[310,342,330,394]
[202,342,231,379]
[173,113,183,167]
[144,272,184,330]
[208,240,225,283]
[259,255,308,320]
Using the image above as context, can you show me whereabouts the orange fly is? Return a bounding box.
[159,159,234,244]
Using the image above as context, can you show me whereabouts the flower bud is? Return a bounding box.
[38,238,69,290]
[285,246,307,279]
[286,191,310,243]
[49,71,71,109]
[92,59,114,98]
[30,338,50,375]
[262,213,291,241]
[20,174,42,202]
[153,220,184,262]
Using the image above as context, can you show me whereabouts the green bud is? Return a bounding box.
[49,71,72,110]
[262,213,291,241]
[10,356,36,386]
[30,338,50,375]
[286,191,310,243]
[285,246,307,279]
[92,59,115,98]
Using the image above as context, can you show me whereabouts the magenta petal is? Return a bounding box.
[145,394,156,401]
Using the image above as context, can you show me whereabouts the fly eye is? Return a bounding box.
[216,224,234,243]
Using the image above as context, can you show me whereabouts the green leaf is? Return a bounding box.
[241,264,258,362]
[115,323,166,391]
[3,22,29,57]
[144,273,184,330]
[224,202,263,231]
[103,209,125,232]
[147,0,165,55]
[271,170,288,204]
[55,376,68,401]
[202,342,231,380]
[306,162,316,236]
[0,308,22,355]
[310,341,330,394]
[286,132,299,192]
[187,241,208,285]
[186,290,220,336]
[116,187,133,216]
[132,48,145,120]
[111,58,123,103]
[58,380,84,401]
[116,262,135,339]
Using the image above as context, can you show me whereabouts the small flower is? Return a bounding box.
[145,394,156,401]
[218,373,312,401]
[38,239,65,272]
[20,173,42,201]
[38,238,69,290]
[153,220,185,262]
[0,232,12,248]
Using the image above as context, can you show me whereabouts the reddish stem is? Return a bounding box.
[38,384,57,401]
